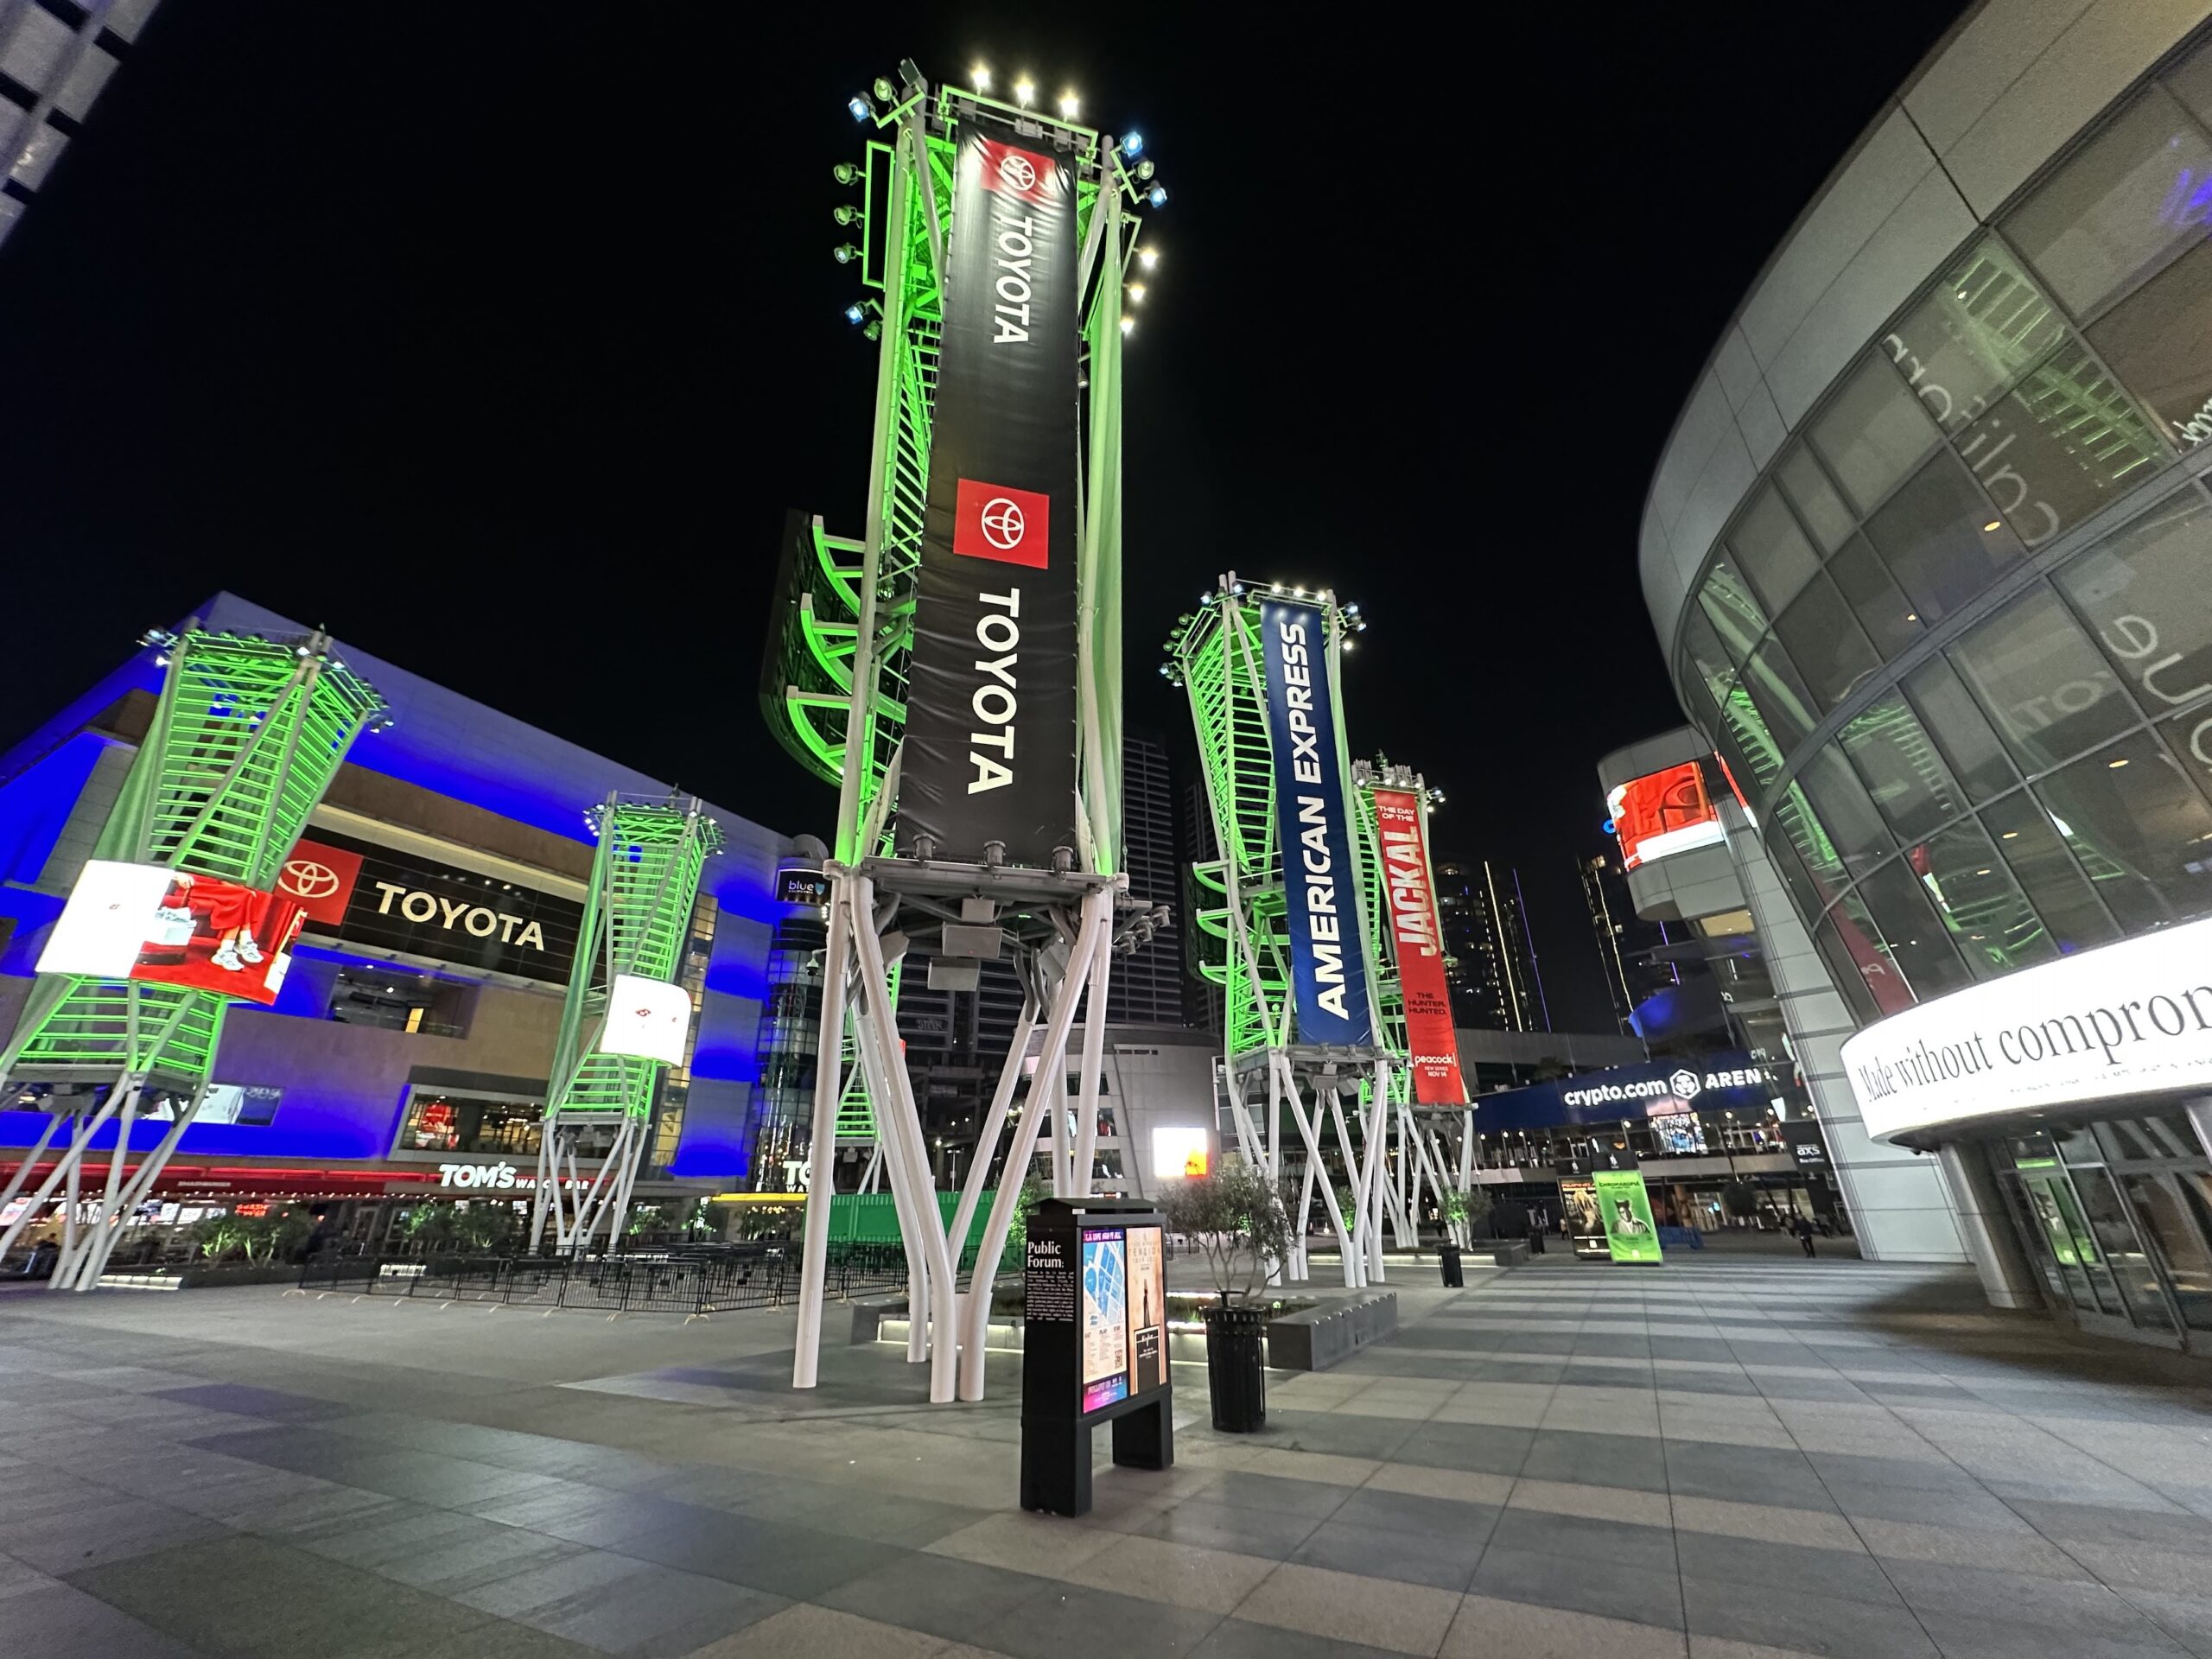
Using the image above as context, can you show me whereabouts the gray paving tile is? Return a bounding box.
[0,1580,201,1656]
[1469,1543,1685,1629]
[1262,1410,1419,1460]
[1681,1573,1939,1658]
[1395,1422,1535,1477]
[632,1516,909,1600]
[1883,1556,2185,1644]
[1910,1609,2189,1659]
[974,1578,1224,1657]
[1673,1529,1903,1605]
[1486,1505,1678,1574]
[1518,1428,1670,1493]
[1805,1449,1988,1493]
[1205,1470,1351,1519]
[1332,1485,1499,1540]
[1189,1612,1406,1659]
[157,1382,348,1421]
[819,1550,1050,1643]
[509,1560,785,1656]
[1137,1497,1328,1560]
[1288,1516,1484,1590]
[1663,1439,1838,1510]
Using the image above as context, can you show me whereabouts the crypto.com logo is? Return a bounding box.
[1668,1068,1702,1101]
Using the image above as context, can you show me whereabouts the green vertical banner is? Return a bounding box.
[1592,1170,1662,1264]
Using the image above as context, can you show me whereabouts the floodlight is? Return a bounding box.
[1127,282,1146,302]
[1120,316,1135,335]
[833,162,860,186]
[834,204,861,226]
[1059,92,1079,118]
[1123,131,1144,157]
[971,64,991,91]
[833,244,859,264]
[862,320,882,341]
[845,303,866,324]
[873,76,896,103]
[848,94,871,121]
[1135,159,1155,181]
[1138,247,1159,270]
[1147,184,1168,207]
[1014,78,1034,107]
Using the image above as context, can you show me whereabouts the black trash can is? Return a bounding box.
[1200,1304,1268,1433]
[1439,1243,1465,1287]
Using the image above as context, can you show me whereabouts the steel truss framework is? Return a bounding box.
[0,627,385,1289]
[1167,581,1474,1283]
[779,66,1157,1402]
[530,796,721,1256]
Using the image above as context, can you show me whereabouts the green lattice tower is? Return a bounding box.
[1165,579,1389,1072]
[0,627,385,1279]
[758,72,1151,1160]
[532,797,721,1251]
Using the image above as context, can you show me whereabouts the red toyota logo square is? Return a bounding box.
[976,137,1055,204]
[953,477,1049,568]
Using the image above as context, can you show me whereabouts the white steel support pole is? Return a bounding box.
[959,889,1107,1401]
[0,1089,130,1262]
[792,874,855,1389]
[945,989,1037,1273]
[1071,919,1113,1195]
[1287,1077,1358,1288]
[1327,1086,1370,1287]
[845,982,932,1366]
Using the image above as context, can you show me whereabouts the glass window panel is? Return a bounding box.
[1713,682,1786,798]
[1957,336,2171,550]
[2087,238,2212,448]
[2054,488,2212,721]
[1827,884,1920,1016]
[1904,656,2018,803]
[1811,916,1884,1026]
[2031,730,2212,931]
[1906,818,2056,981]
[1769,785,1847,916]
[1951,582,2138,773]
[2003,86,2212,318]
[1743,632,1819,753]
[1679,606,1737,711]
[1775,444,1855,554]
[1796,743,1893,880]
[2070,1165,2176,1332]
[2099,1114,2204,1163]
[1697,556,1769,667]
[1809,353,1944,516]
[1731,484,1823,614]
[2158,703,2212,805]
[2120,1172,2212,1334]
[1853,857,1974,1001]
[1862,454,2026,625]
[1772,574,1881,714]
[1883,240,2071,429]
[1828,534,1924,661]
[1979,790,2120,954]
[1837,693,1971,841]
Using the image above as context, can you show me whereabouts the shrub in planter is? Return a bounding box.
[1158,1161,1290,1433]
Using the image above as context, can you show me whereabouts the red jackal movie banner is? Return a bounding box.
[1372,788,1466,1104]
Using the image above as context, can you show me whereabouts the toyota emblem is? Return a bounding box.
[282,859,340,899]
[980,496,1026,550]
[998,154,1037,192]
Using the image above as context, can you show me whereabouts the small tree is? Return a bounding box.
[1157,1161,1291,1305]
[191,1214,249,1262]
[1720,1179,1760,1224]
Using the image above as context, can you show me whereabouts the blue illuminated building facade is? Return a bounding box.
[0,594,800,1219]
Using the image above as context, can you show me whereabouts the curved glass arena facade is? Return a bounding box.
[1643,2,2212,1346]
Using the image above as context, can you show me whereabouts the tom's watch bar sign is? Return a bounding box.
[276,830,582,986]
[897,120,1081,867]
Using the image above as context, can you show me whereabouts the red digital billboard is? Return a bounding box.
[1607,762,1726,871]
[36,861,305,1006]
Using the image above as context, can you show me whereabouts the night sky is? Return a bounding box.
[0,3,1961,1031]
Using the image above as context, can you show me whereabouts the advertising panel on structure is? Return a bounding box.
[597,974,692,1066]
[1592,1169,1663,1264]
[37,860,306,1006]
[1080,1226,1130,1412]
[1842,913,2212,1143]
[1371,786,1466,1103]
[1558,1175,1608,1258]
[283,831,582,987]
[1260,597,1373,1046]
[896,120,1082,866]
[1127,1224,1166,1395]
[1608,761,1725,871]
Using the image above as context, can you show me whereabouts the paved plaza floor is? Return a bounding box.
[6,1257,2212,1657]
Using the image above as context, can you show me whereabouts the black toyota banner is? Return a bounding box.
[897,118,1081,866]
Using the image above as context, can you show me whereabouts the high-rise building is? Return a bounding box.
[0,1,162,251]
[1433,860,1548,1033]
[1108,729,1185,1028]
[1580,849,1688,1033]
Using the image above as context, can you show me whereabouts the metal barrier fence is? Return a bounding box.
[292,1240,953,1315]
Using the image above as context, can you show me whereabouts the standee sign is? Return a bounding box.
[898,122,1081,866]
[1371,787,1465,1103]
[1844,914,2212,1144]
[1261,598,1373,1046]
